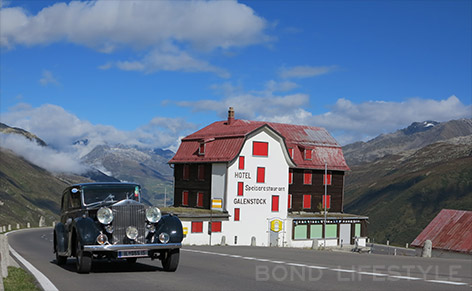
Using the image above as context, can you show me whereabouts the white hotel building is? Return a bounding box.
[169,108,368,248]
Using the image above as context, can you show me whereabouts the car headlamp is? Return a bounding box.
[97,207,113,225]
[126,226,139,240]
[146,207,161,223]
[97,233,108,245]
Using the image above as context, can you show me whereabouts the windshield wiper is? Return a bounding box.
[86,194,115,208]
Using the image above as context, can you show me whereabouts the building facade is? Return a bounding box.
[169,108,368,247]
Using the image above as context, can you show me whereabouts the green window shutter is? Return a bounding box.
[310,225,323,239]
[325,224,337,238]
[294,225,308,239]
[355,223,361,237]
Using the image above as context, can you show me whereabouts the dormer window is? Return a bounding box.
[304,148,312,160]
[288,147,294,159]
[198,143,205,155]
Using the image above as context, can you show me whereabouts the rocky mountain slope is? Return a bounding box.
[343,119,472,246]
[0,148,91,226]
[81,145,174,206]
[343,119,472,166]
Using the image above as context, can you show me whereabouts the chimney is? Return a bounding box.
[227,107,235,125]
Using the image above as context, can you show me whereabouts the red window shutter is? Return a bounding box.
[182,191,189,206]
[322,195,331,209]
[234,208,240,221]
[211,221,222,233]
[271,195,279,212]
[303,171,312,185]
[289,170,293,184]
[288,194,292,209]
[197,192,204,207]
[191,221,203,233]
[238,182,244,196]
[304,149,312,160]
[238,156,245,170]
[199,143,205,155]
[253,141,268,156]
[257,167,265,183]
[288,148,294,158]
[198,165,205,180]
[323,174,332,185]
[303,194,311,209]
[183,165,190,180]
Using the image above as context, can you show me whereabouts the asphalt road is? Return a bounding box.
[8,228,472,291]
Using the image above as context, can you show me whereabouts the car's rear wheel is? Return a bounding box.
[75,240,92,273]
[161,249,179,272]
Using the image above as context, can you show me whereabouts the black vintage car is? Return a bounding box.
[54,182,183,273]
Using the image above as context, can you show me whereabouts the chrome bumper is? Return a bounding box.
[84,242,181,252]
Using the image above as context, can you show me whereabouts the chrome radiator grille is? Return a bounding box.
[111,204,146,244]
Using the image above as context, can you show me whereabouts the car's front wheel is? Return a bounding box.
[75,240,92,273]
[161,249,179,272]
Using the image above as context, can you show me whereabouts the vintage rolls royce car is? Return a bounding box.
[54,182,183,273]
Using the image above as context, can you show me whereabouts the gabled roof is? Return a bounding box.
[411,209,472,254]
[169,119,349,171]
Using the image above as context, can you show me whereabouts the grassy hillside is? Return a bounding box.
[344,136,472,246]
[0,148,90,227]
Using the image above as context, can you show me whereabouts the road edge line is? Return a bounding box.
[6,230,59,291]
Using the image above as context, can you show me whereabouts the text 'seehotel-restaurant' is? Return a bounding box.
[169,108,368,248]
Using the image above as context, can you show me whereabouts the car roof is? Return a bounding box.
[69,182,141,188]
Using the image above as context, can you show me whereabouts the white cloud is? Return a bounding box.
[0,0,270,76]
[279,65,338,79]
[39,70,60,86]
[0,133,88,174]
[176,89,472,145]
[0,103,196,158]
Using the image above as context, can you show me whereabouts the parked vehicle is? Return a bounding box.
[54,182,183,273]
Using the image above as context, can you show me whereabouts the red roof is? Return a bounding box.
[411,209,472,254]
[169,119,349,171]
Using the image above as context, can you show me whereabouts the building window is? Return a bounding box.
[322,194,331,209]
[197,192,204,207]
[183,165,190,180]
[237,182,244,196]
[253,141,268,156]
[304,149,312,160]
[355,223,361,237]
[234,208,240,221]
[323,173,332,185]
[303,171,312,185]
[325,224,337,238]
[288,147,294,159]
[182,191,189,206]
[271,195,279,212]
[239,156,245,170]
[289,169,293,184]
[294,224,307,239]
[257,167,265,183]
[288,194,292,209]
[310,225,323,239]
[303,194,311,209]
[211,221,222,233]
[198,165,205,180]
[199,143,205,155]
[191,221,203,233]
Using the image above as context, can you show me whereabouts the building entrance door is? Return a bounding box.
[340,224,351,246]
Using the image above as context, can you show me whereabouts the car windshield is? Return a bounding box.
[82,184,140,206]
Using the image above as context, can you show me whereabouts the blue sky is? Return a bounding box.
[1,0,471,155]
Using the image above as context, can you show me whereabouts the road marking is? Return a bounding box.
[8,245,59,291]
[426,280,469,286]
[331,268,356,273]
[183,248,470,287]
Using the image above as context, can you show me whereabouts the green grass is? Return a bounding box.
[3,266,40,291]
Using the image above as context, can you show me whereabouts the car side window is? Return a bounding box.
[69,192,81,209]
[62,192,70,211]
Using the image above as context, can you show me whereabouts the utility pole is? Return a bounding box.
[324,162,327,248]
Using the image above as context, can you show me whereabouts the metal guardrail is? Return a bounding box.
[367,243,417,256]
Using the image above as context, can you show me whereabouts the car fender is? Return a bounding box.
[54,223,68,255]
[73,217,101,246]
[156,214,183,243]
